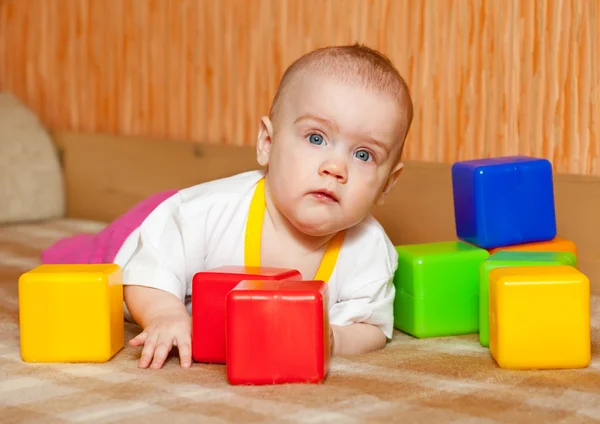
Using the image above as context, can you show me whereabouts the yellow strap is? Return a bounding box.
[244,178,265,268]
[244,178,344,282]
[314,230,345,282]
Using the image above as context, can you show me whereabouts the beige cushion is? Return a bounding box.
[0,92,65,223]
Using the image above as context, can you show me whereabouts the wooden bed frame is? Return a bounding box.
[50,130,600,293]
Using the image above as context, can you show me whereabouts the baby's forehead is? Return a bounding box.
[281,74,409,122]
[292,70,408,104]
[282,74,386,109]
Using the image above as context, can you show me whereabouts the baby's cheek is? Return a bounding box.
[354,170,380,190]
[356,181,384,206]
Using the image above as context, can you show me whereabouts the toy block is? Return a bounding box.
[489,265,590,370]
[478,251,577,347]
[488,237,577,257]
[226,279,329,385]
[18,264,124,363]
[452,156,557,249]
[393,241,490,338]
[191,266,301,363]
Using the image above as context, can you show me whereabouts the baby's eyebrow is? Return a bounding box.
[364,137,391,157]
[294,114,339,133]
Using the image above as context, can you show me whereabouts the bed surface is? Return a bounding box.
[1,219,599,423]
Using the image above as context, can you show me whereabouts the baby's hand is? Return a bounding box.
[129,310,192,369]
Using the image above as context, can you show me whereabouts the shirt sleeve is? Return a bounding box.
[120,193,189,303]
[328,225,398,339]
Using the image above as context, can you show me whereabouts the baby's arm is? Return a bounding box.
[328,277,394,356]
[328,224,397,357]
[330,322,387,356]
[119,193,193,369]
[125,286,191,369]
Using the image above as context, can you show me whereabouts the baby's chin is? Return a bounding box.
[286,212,347,238]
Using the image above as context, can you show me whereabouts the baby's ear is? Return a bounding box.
[376,161,404,205]
[256,116,274,167]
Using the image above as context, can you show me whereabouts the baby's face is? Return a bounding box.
[258,74,406,237]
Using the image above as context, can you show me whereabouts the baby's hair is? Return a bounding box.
[269,43,414,159]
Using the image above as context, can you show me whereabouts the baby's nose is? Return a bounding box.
[319,160,347,183]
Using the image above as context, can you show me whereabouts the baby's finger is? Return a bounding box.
[149,333,174,369]
[138,332,159,369]
[129,331,149,347]
[175,336,192,368]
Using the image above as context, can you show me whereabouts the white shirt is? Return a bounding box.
[114,170,398,338]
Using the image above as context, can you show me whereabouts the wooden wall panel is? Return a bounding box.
[0,0,598,175]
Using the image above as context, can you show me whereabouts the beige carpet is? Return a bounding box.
[1,219,599,423]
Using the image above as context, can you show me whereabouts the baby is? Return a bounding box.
[42,44,413,370]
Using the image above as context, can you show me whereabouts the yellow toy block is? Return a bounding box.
[18,264,124,363]
[489,265,590,370]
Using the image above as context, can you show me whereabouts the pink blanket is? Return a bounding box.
[41,190,178,264]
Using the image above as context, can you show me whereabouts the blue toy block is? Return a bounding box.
[451,156,557,249]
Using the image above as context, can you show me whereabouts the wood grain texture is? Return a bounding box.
[0,0,598,175]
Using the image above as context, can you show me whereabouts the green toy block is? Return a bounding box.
[393,241,490,338]
[479,250,577,347]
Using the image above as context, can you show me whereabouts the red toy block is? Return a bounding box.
[191,266,301,363]
[226,279,330,385]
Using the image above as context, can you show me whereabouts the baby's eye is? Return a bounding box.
[307,133,325,145]
[354,150,372,162]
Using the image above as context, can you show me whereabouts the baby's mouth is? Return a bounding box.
[310,190,339,203]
